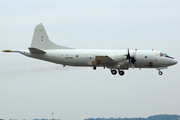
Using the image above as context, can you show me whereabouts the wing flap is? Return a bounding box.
[28,47,46,54]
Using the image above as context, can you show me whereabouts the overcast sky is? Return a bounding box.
[0,0,180,120]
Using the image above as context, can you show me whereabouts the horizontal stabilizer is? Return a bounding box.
[28,47,46,54]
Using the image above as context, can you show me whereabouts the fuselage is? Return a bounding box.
[19,49,177,70]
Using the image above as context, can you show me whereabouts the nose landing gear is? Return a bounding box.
[158,71,163,75]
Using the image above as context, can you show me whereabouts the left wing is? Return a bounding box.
[92,54,127,67]
[96,55,114,61]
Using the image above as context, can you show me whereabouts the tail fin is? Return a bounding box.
[31,23,72,50]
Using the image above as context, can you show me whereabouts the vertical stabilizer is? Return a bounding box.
[31,23,72,50]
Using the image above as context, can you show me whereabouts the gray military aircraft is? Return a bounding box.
[2,24,177,76]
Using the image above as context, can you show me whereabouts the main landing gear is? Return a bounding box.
[93,66,96,70]
[111,70,117,75]
[119,70,125,76]
[111,69,125,76]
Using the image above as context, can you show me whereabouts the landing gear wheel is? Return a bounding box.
[158,71,163,75]
[111,70,117,75]
[119,71,125,76]
[93,66,96,70]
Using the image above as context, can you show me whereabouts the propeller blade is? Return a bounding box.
[126,48,137,68]
[126,48,131,63]
[132,64,134,69]
[131,56,137,64]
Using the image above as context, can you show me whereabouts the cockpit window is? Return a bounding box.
[164,53,168,57]
[162,52,174,59]
[160,52,164,57]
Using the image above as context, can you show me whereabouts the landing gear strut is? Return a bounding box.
[158,71,163,75]
[111,70,117,75]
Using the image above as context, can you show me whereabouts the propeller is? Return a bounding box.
[126,48,137,68]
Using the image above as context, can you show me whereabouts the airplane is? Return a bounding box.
[2,23,177,76]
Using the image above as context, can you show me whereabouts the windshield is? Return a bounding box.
[164,53,168,57]
[163,52,174,59]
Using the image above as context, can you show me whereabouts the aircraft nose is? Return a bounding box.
[170,59,178,65]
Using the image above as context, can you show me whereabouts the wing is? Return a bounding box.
[92,54,128,68]
[96,55,114,61]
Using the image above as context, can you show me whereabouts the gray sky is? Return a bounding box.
[0,0,180,120]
